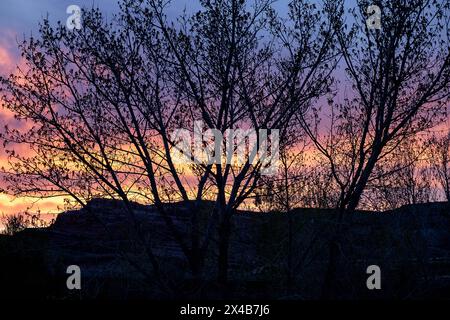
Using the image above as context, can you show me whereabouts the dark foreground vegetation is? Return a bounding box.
[1,199,449,300]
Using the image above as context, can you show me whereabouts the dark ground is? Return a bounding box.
[1,199,449,300]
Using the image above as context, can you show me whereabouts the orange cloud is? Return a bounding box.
[0,193,63,230]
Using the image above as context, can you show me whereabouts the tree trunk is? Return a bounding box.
[321,148,382,298]
[320,209,344,299]
[287,211,294,292]
[218,215,231,286]
[346,148,382,211]
[190,204,202,278]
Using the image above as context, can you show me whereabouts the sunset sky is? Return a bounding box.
[0,1,117,218]
[0,0,295,219]
[0,0,448,220]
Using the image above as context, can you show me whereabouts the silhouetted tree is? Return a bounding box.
[302,0,450,211]
[0,0,338,288]
[1,211,50,235]
[365,137,435,210]
[429,132,450,201]
[300,0,450,298]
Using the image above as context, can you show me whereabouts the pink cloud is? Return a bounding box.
[0,46,13,72]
